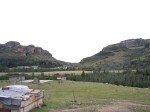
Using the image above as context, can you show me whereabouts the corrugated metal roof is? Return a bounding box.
[0,85,33,98]
[0,85,44,111]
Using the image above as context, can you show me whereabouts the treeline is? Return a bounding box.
[0,73,55,80]
[0,67,78,73]
[66,70,150,88]
[0,58,61,71]
[0,69,150,88]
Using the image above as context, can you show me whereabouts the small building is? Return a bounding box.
[31,66,38,69]
[57,77,66,81]
[0,85,44,112]
[16,66,30,69]
[57,75,67,83]
[9,76,25,82]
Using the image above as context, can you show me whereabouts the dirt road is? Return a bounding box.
[49,101,150,112]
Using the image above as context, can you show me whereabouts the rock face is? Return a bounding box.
[35,47,42,53]
[26,45,35,54]
[0,41,52,57]
[5,41,21,48]
[17,47,26,56]
[0,44,4,49]
[120,38,145,49]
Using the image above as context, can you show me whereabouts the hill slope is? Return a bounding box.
[0,41,62,68]
[80,38,150,70]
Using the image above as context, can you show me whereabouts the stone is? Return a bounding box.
[35,47,42,53]
[0,44,4,49]
[120,38,145,49]
[5,41,21,48]
[26,45,35,54]
[1,41,54,59]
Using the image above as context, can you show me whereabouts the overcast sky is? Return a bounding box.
[0,0,150,62]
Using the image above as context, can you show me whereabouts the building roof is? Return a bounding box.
[0,85,33,98]
[0,85,44,110]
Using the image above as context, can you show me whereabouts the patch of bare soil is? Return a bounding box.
[49,101,150,112]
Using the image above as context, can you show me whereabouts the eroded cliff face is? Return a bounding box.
[17,47,26,56]
[0,41,52,57]
[5,41,21,48]
[120,38,145,49]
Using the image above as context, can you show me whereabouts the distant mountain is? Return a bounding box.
[1,39,150,70]
[80,38,150,70]
[0,41,62,68]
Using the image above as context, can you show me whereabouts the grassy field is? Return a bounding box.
[0,81,150,112]
[0,70,93,76]
[29,71,93,76]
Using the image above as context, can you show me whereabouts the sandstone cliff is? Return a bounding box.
[0,41,61,67]
[0,41,52,57]
[120,38,145,49]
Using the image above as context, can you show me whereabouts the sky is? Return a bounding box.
[0,0,150,63]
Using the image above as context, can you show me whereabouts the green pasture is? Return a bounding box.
[30,70,93,76]
[0,81,150,112]
[0,70,93,76]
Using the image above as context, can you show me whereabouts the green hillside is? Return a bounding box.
[0,41,62,68]
[80,38,150,70]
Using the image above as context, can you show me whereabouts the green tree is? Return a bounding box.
[81,71,85,77]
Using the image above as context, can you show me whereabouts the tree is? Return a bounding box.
[81,71,85,77]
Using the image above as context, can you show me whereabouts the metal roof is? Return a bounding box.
[0,85,44,111]
[0,85,33,98]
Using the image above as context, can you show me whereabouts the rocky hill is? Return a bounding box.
[0,41,62,68]
[0,41,52,57]
[80,38,150,70]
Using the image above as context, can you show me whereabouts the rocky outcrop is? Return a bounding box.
[26,45,35,54]
[5,41,21,48]
[0,41,53,57]
[35,47,42,53]
[0,44,4,49]
[17,47,26,56]
[120,38,145,49]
